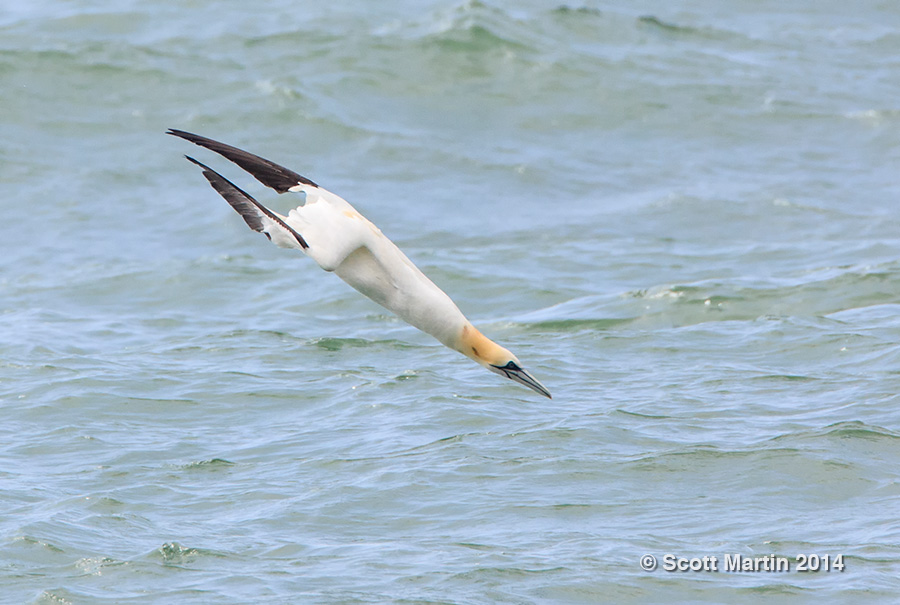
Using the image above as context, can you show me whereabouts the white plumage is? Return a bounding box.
[169,129,551,398]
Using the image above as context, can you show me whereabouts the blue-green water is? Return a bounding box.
[2,1,900,602]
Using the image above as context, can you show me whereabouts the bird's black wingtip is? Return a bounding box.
[168,128,202,142]
[169,128,320,192]
[183,154,205,169]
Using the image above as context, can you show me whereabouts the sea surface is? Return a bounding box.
[2,1,900,602]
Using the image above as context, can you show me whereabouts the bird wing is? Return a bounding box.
[184,155,308,250]
[168,129,318,193]
[171,129,365,265]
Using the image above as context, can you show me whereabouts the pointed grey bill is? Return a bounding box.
[168,129,318,193]
[490,361,552,399]
[184,155,308,249]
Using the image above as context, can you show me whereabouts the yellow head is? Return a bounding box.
[456,324,551,398]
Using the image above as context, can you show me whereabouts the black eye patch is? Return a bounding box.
[491,360,522,378]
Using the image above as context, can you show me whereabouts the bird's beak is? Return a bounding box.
[490,361,552,399]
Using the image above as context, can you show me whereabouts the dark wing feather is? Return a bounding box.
[169,129,318,193]
[185,156,308,249]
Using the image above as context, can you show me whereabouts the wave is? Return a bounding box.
[770,420,900,444]
[512,260,900,333]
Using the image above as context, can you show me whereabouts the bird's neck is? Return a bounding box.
[455,323,511,367]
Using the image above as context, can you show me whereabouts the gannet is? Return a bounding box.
[168,129,551,398]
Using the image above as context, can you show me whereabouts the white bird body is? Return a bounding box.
[286,185,470,351]
[168,129,551,398]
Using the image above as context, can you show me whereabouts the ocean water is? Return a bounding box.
[2,0,900,602]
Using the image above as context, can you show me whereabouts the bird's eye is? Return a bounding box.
[492,361,521,372]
